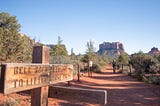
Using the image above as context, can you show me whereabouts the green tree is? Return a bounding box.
[82,53,99,64]
[18,34,33,62]
[130,52,157,76]
[70,48,76,60]
[50,45,70,64]
[50,36,68,56]
[50,36,70,64]
[0,12,20,31]
[101,51,108,63]
[98,51,108,67]
[117,53,129,71]
[84,40,96,62]
[0,12,33,62]
[86,40,95,54]
[81,40,103,73]
[50,44,68,56]
[157,55,160,63]
[117,53,129,65]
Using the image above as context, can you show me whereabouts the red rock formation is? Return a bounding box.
[98,42,126,58]
[148,47,160,55]
[99,42,124,51]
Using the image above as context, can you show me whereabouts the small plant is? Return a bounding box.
[50,56,72,64]
[92,64,101,73]
[143,75,160,85]
[2,97,20,106]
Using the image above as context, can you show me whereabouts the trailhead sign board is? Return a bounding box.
[0,63,73,94]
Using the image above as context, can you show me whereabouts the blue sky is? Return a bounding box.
[0,0,160,54]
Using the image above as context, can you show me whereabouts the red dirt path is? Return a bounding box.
[49,65,160,106]
[0,65,160,106]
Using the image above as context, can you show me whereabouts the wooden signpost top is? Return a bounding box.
[0,63,73,94]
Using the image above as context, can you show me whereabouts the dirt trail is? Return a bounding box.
[0,65,160,106]
[53,65,160,106]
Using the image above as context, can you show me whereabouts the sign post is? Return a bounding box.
[31,46,50,106]
[0,46,73,106]
[77,64,80,81]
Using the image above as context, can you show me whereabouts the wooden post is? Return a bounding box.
[90,66,92,77]
[122,64,124,72]
[77,64,80,81]
[31,46,50,106]
[88,63,90,77]
[129,64,132,75]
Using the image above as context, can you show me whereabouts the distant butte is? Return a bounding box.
[148,47,160,55]
[97,42,127,58]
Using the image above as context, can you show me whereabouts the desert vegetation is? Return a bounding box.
[0,12,160,106]
[0,12,34,63]
[0,12,160,85]
[115,51,160,84]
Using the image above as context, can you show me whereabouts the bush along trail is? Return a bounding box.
[66,65,160,106]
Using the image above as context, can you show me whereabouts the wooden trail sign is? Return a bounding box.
[0,63,73,94]
[0,46,74,106]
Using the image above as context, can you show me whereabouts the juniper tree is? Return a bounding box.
[0,12,33,62]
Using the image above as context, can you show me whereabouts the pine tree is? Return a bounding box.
[0,12,33,62]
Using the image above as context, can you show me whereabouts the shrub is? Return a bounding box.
[143,75,160,85]
[92,64,101,73]
[130,52,157,77]
[2,97,20,106]
[50,56,72,64]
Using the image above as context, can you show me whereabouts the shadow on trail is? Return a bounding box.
[61,80,159,106]
[59,103,85,106]
[71,81,160,106]
[92,72,137,82]
[105,67,113,70]
[99,71,114,74]
[106,87,160,106]
[55,68,160,106]
[72,79,139,89]
[69,72,160,106]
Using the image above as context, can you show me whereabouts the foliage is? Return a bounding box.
[70,48,76,60]
[130,52,158,78]
[151,54,160,65]
[142,75,160,85]
[50,37,70,64]
[116,53,130,72]
[2,97,20,106]
[16,34,33,62]
[81,54,89,63]
[155,55,160,63]
[0,12,20,31]
[83,40,97,62]
[86,40,96,54]
[50,55,71,64]
[69,53,84,76]
[82,52,99,64]
[50,44,68,56]
[82,40,98,62]
[81,40,108,73]
[98,51,108,67]
[92,64,101,73]
[101,51,108,63]
[0,12,33,62]
[117,53,129,65]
